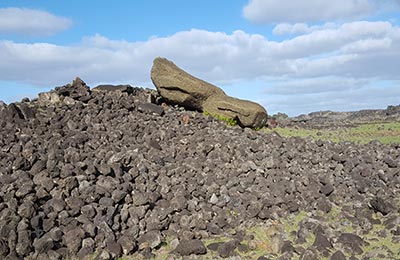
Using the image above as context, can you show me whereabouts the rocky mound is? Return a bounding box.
[0,78,399,260]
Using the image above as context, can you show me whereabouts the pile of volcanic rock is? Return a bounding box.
[0,77,399,260]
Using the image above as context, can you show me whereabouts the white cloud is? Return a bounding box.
[264,77,369,95]
[0,7,72,36]
[0,20,399,115]
[243,0,375,23]
[341,38,392,53]
[273,23,311,35]
[1,22,399,84]
[273,23,338,35]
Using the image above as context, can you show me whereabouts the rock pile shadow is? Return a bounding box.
[0,78,399,259]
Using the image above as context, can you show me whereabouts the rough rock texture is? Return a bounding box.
[173,239,206,256]
[93,85,134,94]
[151,57,268,128]
[0,78,399,259]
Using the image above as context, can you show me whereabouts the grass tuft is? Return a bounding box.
[203,111,238,126]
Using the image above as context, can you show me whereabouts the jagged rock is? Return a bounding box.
[93,84,134,94]
[38,92,62,105]
[117,236,137,255]
[39,77,91,106]
[217,240,239,258]
[138,230,162,249]
[0,239,9,257]
[138,102,164,116]
[337,233,367,255]
[313,233,333,252]
[15,103,35,120]
[0,101,6,111]
[0,102,35,122]
[151,57,268,128]
[331,250,346,260]
[173,239,207,256]
[56,77,91,102]
[370,196,393,215]
[280,240,295,254]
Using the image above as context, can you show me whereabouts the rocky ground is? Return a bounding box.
[0,78,399,260]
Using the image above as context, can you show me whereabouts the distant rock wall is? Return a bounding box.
[271,105,400,128]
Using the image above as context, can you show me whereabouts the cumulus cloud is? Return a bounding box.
[264,77,369,95]
[2,21,398,84]
[0,20,399,115]
[273,23,338,35]
[244,0,400,24]
[243,0,376,23]
[0,7,72,35]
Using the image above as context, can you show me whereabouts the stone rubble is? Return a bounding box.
[0,78,398,259]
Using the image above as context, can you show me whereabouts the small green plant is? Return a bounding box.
[203,111,238,126]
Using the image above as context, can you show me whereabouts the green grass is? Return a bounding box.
[87,206,398,260]
[282,211,308,237]
[262,121,400,144]
[360,212,400,259]
[203,111,238,126]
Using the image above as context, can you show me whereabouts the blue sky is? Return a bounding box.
[1,0,400,116]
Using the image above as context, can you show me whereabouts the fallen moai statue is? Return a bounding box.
[151,57,268,128]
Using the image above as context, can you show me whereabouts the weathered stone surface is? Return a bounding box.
[173,239,207,256]
[39,77,91,106]
[63,227,85,254]
[77,238,95,260]
[217,239,239,258]
[117,235,137,255]
[32,234,54,253]
[331,250,346,260]
[0,239,9,257]
[313,233,332,252]
[93,84,134,94]
[151,57,224,110]
[0,102,35,122]
[370,196,392,215]
[203,94,269,128]
[138,230,161,249]
[15,103,36,120]
[337,233,367,255]
[38,92,62,105]
[0,100,6,111]
[151,57,268,128]
[138,102,164,116]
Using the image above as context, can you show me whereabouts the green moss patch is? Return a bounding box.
[203,111,238,126]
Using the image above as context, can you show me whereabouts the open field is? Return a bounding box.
[262,121,400,145]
